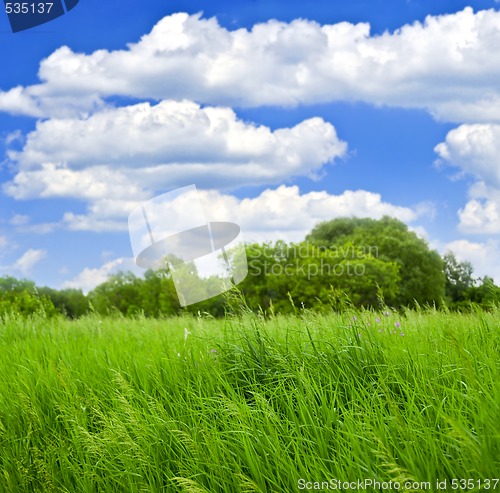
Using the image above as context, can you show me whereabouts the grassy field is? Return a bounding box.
[0,306,499,492]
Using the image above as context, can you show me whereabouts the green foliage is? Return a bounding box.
[443,251,475,304]
[1,217,499,318]
[88,269,180,317]
[307,216,446,307]
[0,275,56,317]
[442,253,500,310]
[38,286,90,318]
[240,240,400,311]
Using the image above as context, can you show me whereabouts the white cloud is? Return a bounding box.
[4,163,150,202]
[435,125,500,233]
[5,130,23,145]
[12,184,422,241]
[12,100,338,170]
[0,86,44,117]
[197,185,421,243]
[4,100,346,202]
[435,124,500,187]
[130,185,423,245]
[12,249,46,274]
[0,85,103,118]
[2,8,500,121]
[458,196,500,234]
[409,225,429,240]
[0,235,18,258]
[32,184,422,236]
[61,213,127,232]
[62,257,142,294]
[445,239,500,284]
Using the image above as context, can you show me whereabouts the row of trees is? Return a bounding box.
[0,276,89,318]
[1,217,500,318]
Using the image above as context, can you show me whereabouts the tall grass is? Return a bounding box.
[0,307,499,492]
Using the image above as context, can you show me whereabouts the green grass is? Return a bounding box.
[0,307,499,492]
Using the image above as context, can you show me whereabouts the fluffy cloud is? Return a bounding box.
[62,257,141,294]
[435,124,500,187]
[436,125,500,233]
[4,100,346,201]
[457,190,500,234]
[198,185,420,242]
[57,184,422,238]
[4,164,148,202]
[12,249,46,274]
[445,239,500,284]
[2,8,500,121]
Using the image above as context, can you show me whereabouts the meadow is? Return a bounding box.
[0,306,499,492]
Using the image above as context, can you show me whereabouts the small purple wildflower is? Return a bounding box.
[352,316,358,322]
[376,318,381,323]
[210,349,218,354]
[395,321,401,328]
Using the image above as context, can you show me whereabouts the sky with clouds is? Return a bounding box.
[1,0,500,293]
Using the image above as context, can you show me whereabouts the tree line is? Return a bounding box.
[1,217,499,318]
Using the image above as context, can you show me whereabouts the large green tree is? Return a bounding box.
[239,240,400,311]
[306,216,445,307]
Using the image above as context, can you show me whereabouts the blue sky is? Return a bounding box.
[1,0,500,291]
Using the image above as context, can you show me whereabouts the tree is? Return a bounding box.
[0,275,57,317]
[466,276,500,307]
[141,268,180,316]
[307,216,445,307]
[442,252,475,305]
[238,240,400,312]
[38,287,90,318]
[88,272,144,316]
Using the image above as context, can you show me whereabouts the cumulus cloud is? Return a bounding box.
[12,249,46,274]
[4,182,422,239]
[62,257,141,294]
[2,8,500,121]
[4,100,346,201]
[445,239,500,284]
[198,185,421,242]
[458,193,500,234]
[435,124,500,187]
[436,125,500,233]
[56,184,423,237]
[0,86,44,117]
[4,164,148,202]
